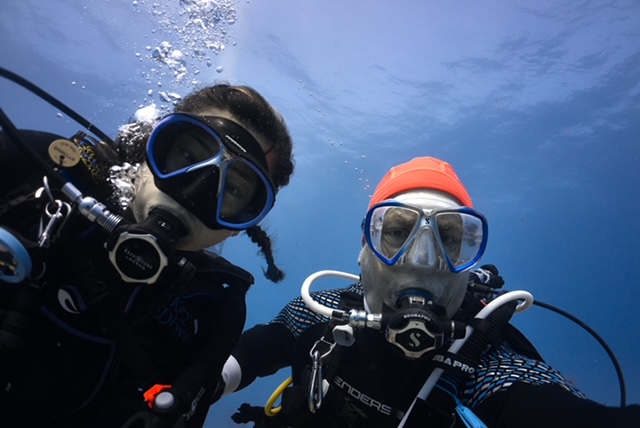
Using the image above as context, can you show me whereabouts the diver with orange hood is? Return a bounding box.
[216,157,639,428]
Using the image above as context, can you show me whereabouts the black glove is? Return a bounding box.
[231,403,283,428]
[468,264,505,289]
[232,403,265,424]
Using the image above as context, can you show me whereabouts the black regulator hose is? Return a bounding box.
[472,284,628,408]
[533,299,627,407]
[0,108,66,188]
[0,67,115,146]
[0,67,121,190]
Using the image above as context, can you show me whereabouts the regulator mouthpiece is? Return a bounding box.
[386,289,465,359]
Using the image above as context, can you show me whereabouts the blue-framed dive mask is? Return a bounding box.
[146,113,276,230]
[363,201,488,273]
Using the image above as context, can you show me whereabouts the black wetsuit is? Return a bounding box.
[0,131,251,427]
[229,283,640,428]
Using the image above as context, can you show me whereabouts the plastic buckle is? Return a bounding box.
[143,384,173,409]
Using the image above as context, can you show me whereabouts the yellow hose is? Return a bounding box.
[264,376,293,416]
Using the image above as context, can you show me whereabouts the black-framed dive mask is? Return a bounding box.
[146,113,276,230]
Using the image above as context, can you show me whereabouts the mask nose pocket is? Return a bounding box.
[403,228,445,270]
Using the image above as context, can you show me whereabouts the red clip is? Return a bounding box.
[143,384,172,409]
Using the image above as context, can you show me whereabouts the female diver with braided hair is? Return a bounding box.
[117,83,294,282]
[0,69,294,427]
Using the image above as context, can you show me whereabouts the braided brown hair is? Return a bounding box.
[246,225,285,283]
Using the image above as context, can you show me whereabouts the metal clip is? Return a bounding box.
[38,200,65,247]
[308,337,335,413]
[37,176,72,248]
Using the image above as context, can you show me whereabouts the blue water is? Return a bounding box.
[1,1,639,426]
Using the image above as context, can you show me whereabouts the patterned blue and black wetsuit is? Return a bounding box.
[230,283,640,428]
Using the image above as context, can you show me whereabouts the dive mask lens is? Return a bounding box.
[217,157,274,228]
[433,211,486,270]
[147,114,223,178]
[364,202,488,272]
[366,204,421,263]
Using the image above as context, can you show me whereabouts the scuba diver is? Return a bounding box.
[216,157,640,428]
[0,68,294,427]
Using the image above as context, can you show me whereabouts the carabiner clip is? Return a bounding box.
[307,337,335,413]
[37,176,71,248]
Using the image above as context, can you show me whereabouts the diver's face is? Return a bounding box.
[131,108,276,251]
[359,245,467,319]
[360,190,470,319]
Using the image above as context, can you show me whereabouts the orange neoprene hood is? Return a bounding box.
[368,157,473,208]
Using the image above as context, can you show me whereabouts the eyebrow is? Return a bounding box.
[385,209,417,226]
